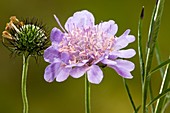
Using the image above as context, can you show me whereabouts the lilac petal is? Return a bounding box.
[44,62,61,82]
[113,29,135,50]
[87,65,103,84]
[56,66,71,82]
[123,29,135,43]
[101,59,117,65]
[93,55,105,64]
[110,49,136,58]
[113,59,135,71]
[50,27,64,44]
[123,29,130,35]
[64,10,95,32]
[108,59,135,78]
[98,20,118,37]
[43,46,61,63]
[126,35,135,43]
[109,65,133,79]
[70,66,89,78]
[60,52,70,64]
[108,54,118,60]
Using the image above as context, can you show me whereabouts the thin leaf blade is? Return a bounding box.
[138,6,145,83]
[142,0,166,112]
[147,88,170,107]
[155,43,164,77]
[155,59,170,113]
[123,79,137,112]
[146,0,165,74]
[149,59,170,76]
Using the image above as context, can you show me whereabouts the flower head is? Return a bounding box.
[2,16,49,57]
[44,10,136,84]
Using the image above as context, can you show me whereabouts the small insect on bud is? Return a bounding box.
[2,16,49,56]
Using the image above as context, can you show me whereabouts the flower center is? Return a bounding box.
[58,27,114,64]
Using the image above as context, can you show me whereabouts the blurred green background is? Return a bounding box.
[0,0,170,113]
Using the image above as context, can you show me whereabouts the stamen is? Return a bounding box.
[58,25,115,65]
[2,31,13,40]
[10,16,19,23]
[53,15,66,33]
[10,21,20,33]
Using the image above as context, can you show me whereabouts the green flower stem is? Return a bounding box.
[21,54,30,113]
[85,73,91,113]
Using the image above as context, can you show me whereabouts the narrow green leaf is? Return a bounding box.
[123,79,137,112]
[145,0,165,74]
[133,105,141,113]
[155,43,164,77]
[142,48,150,113]
[138,6,145,83]
[148,79,154,113]
[155,60,170,113]
[147,88,170,107]
[162,96,170,112]
[149,59,170,76]
[136,105,141,112]
[143,1,166,112]
[146,1,157,51]
[140,0,165,113]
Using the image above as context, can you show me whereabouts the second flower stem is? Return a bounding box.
[21,55,30,113]
[85,73,91,113]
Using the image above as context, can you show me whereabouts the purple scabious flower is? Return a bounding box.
[44,10,136,84]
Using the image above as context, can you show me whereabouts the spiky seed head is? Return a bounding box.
[2,16,49,57]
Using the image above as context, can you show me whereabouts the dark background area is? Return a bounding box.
[0,0,170,113]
